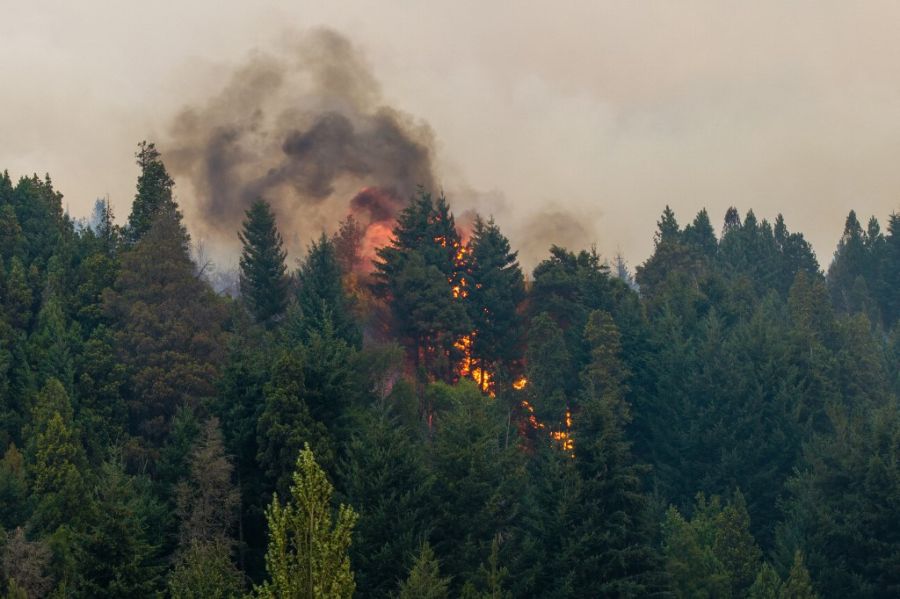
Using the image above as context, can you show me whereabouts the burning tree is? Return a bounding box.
[373,190,470,382]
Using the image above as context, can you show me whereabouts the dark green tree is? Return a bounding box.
[126,141,177,243]
[295,232,360,346]
[464,216,526,391]
[238,200,289,327]
[373,191,470,380]
[103,205,226,462]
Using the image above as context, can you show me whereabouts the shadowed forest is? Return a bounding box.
[0,142,898,598]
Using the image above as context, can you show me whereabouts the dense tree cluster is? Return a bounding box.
[0,144,897,597]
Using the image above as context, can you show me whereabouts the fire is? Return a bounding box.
[550,409,575,455]
[512,376,527,390]
[455,334,494,395]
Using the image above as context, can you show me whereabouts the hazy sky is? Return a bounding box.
[3,1,900,270]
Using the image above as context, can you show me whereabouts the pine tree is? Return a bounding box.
[748,562,782,599]
[126,141,177,243]
[295,232,360,346]
[175,418,240,547]
[255,444,358,599]
[104,205,226,461]
[465,216,526,391]
[0,444,29,529]
[238,200,289,327]
[28,378,87,534]
[337,410,433,598]
[72,457,164,598]
[525,312,572,427]
[373,190,470,380]
[428,381,525,593]
[396,543,451,599]
[0,204,24,262]
[169,418,243,598]
[569,310,667,597]
[780,552,817,599]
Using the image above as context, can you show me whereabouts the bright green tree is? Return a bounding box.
[255,444,358,599]
[396,543,451,599]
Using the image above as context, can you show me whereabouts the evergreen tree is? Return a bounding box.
[28,379,87,535]
[748,562,782,599]
[71,458,164,598]
[126,141,177,243]
[238,200,289,327]
[103,205,226,462]
[524,312,572,427]
[780,552,817,599]
[396,543,451,599]
[568,310,667,597]
[428,381,525,593]
[255,444,358,599]
[373,190,470,380]
[337,409,433,598]
[295,232,360,346]
[464,216,526,391]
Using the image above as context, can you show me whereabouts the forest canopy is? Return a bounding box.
[0,143,898,598]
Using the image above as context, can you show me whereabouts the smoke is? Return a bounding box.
[165,28,436,257]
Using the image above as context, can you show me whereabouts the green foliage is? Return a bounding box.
[239,200,289,327]
[374,190,471,381]
[464,216,526,387]
[663,492,764,599]
[168,541,244,599]
[396,543,451,599]
[103,205,226,461]
[70,457,164,598]
[337,409,432,598]
[126,141,177,243]
[748,562,782,599]
[255,444,358,599]
[296,233,360,346]
[428,381,525,593]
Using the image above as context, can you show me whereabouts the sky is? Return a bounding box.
[2,1,900,271]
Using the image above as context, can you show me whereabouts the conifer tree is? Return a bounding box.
[465,216,525,390]
[238,200,289,327]
[396,543,451,599]
[295,232,360,346]
[749,562,782,599]
[169,419,243,599]
[570,310,667,597]
[104,205,226,461]
[780,552,817,599]
[338,410,433,598]
[373,190,470,380]
[126,141,177,243]
[28,378,87,534]
[72,457,164,598]
[255,444,358,599]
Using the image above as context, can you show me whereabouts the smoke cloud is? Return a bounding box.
[166,28,437,257]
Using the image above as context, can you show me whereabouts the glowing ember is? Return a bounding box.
[512,376,528,390]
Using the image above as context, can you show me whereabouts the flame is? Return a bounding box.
[455,334,494,395]
[550,409,575,455]
[512,376,528,390]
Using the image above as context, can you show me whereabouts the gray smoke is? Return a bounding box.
[165,28,436,254]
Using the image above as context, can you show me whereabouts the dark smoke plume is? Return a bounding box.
[165,28,436,255]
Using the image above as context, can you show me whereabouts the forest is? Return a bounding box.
[0,141,898,598]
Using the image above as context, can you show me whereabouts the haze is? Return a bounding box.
[3,0,899,269]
